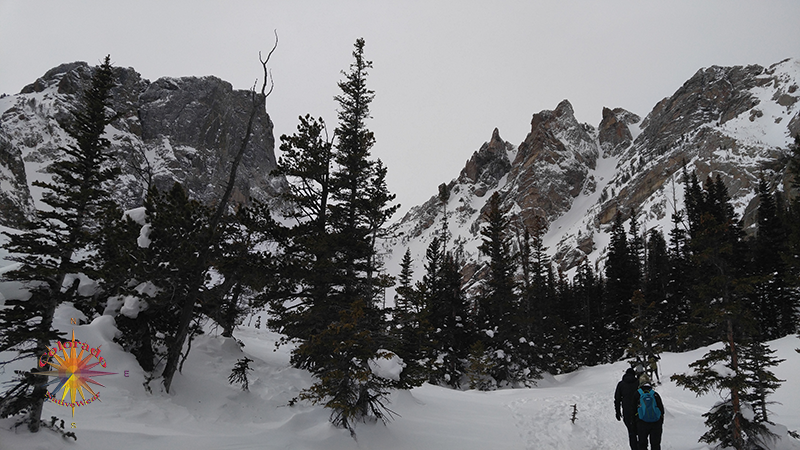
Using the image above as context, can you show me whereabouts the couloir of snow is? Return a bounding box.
[1,304,798,450]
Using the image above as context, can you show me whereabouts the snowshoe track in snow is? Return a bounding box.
[506,390,674,450]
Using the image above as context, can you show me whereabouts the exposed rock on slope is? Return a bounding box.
[598,60,799,228]
[500,99,598,231]
[395,128,514,241]
[598,107,640,157]
[0,62,282,227]
[386,58,799,285]
[459,127,512,195]
[392,100,601,247]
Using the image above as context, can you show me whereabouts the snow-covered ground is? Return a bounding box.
[2,304,799,450]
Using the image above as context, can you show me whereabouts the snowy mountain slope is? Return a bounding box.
[0,62,283,228]
[382,58,799,287]
[1,302,799,450]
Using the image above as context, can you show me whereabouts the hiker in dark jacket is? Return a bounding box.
[635,375,665,450]
[614,367,640,450]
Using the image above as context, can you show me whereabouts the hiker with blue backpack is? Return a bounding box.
[635,374,664,450]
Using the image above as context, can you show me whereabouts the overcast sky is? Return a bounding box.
[2,1,799,217]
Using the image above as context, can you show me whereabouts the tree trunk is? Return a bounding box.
[28,291,59,432]
[727,318,744,449]
[222,282,243,338]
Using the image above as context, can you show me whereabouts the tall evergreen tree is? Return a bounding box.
[205,211,269,339]
[516,220,558,372]
[547,267,578,373]
[112,183,213,377]
[389,248,428,387]
[628,289,662,383]
[569,261,605,366]
[476,193,516,335]
[0,57,119,431]
[738,340,784,427]
[673,173,769,450]
[750,178,796,339]
[786,135,800,342]
[642,229,672,357]
[666,207,693,351]
[627,208,644,283]
[265,39,399,434]
[415,231,472,388]
[672,337,783,450]
[603,212,639,361]
[265,114,335,355]
[476,192,532,385]
[431,249,472,388]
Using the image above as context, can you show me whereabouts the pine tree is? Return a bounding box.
[0,57,119,431]
[546,268,578,373]
[672,173,763,450]
[786,135,800,346]
[390,249,427,387]
[672,338,783,450]
[228,357,254,391]
[475,193,522,385]
[96,204,155,372]
[265,39,399,434]
[569,261,605,366]
[739,341,784,426]
[466,340,496,391]
[642,229,671,358]
[627,208,644,283]
[395,248,415,312]
[516,220,559,372]
[112,183,213,378]
[418,236,471,388]
[206,208,273,338]
[666,207,693,351]
[603,212,639,361]
[750,178,796,339]
[628,290,662,383]
[266,114,336,355]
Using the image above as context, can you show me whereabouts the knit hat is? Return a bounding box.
[639,374,651,387]
[625,367,636,377]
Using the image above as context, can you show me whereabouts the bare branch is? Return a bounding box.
[265,69,275,98]
[259,29,279,97]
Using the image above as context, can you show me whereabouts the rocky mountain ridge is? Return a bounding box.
[2,58,798,290]
[0,61,282,228]
[384,58,799,286]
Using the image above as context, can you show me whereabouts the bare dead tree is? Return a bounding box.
[161,31,279,393]
[260,29,278,101]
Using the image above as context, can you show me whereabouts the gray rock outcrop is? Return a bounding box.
[0,61,282,227]
[386,58,799,283]
[598,107,640,157]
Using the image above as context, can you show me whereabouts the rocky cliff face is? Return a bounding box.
[0,62,282,227]
[385,58,799,286]
[599,60,799,229]
[500,99,599,230]
[598,107,640,157]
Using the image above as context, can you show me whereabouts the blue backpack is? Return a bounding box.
[637,388,661,422]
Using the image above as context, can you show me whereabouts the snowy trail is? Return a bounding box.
[506,390,627,450]
[2,310,799,450]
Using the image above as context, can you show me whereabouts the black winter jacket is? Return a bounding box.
[614,371,639,419]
